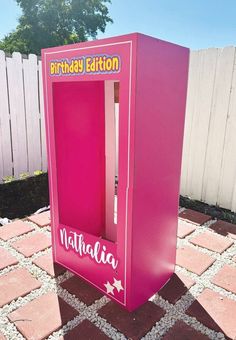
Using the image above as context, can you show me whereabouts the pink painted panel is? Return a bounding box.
[53,81,105,237]
[128,34,189,310]
[56,223,125,304]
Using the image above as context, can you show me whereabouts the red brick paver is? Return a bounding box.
[176,246,215,275]
[190,231,233,253]
[186,299,222,333]
[177,220,196,238]
[61,275,103,305]
[0,332,6,340]
[8,292,78,340]
[0,268,41,307]
[28,211,51,227]
[187,289,236,339]
[0,247,18,270]
[11,232,51,257]
[0,331,6,340]
[162,320,209,340]
[59,320,110,340]
[98,301,165,340]
[179,209,211,225]
[211,264,236,294]
[33,253,66,277]
[176,272,195,289]
[210,220,236,239]
[0,220,34,241]
[159,273,188,304]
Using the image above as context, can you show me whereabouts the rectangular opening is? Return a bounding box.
[114,82,119,226]
[104,81,120,241]
[53,80,119,242]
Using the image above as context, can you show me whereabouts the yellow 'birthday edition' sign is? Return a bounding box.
[50,54,120,76]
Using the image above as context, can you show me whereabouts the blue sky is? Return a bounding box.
[0,0,236,49]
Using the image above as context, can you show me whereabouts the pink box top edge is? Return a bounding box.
[41,32,189,55]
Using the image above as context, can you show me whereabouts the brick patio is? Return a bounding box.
[0,209,235,339]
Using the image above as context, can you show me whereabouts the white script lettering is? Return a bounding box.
[59,228,118,270]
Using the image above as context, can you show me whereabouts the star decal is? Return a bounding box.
[113,278,124,292]
[104,281,115,295]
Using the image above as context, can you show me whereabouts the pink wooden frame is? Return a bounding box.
[42,33,189,311]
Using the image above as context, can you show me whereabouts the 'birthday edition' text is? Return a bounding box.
[50,54,120,76]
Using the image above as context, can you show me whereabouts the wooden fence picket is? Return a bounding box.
[38,60,47,171]
[186,48,218,201]
[0,50,12,180]
[201,47,235,206]
[180,50,200,196]
[217,51,236,210]
[23,54,41,174]
[6,52,28,178]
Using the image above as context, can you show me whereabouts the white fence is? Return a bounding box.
[181,47,236,212]
[1,48,236,212]
[0,51,47,180]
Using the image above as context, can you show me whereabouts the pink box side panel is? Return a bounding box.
[129,34,189,310]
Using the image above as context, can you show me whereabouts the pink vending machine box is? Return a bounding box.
[42,33,189,311]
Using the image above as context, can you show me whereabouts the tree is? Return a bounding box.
[0,0,113,55]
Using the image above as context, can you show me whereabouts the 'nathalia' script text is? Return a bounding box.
[59,228,118,270]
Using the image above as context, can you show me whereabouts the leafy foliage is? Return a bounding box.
[0,0,112,55]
